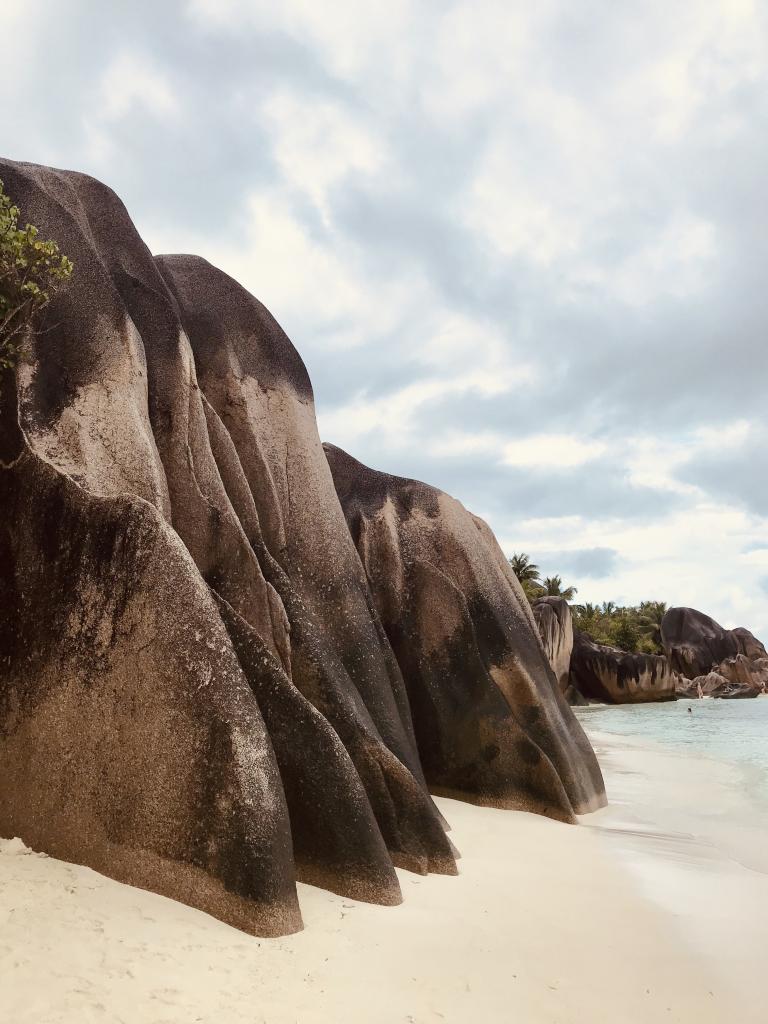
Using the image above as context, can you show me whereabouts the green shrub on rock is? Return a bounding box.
[0,178,72,370]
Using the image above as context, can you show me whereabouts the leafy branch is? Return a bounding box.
[0,177,72,371]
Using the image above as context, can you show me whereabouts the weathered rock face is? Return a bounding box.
[533,597,574,695]
[676,668,762,700]
[716,653,768,692]
[156,255,454,887]
[0,159,445,932]
[0,159,606,934]
[0,453,301,936]
[570,632,678,704]
[324,445,605,820]
[661,607,767,680]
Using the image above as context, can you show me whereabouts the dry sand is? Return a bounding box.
[2,730,767,1024]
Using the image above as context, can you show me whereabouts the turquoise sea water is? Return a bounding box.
[574,695,768,806]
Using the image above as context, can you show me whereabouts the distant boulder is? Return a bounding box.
[731,628,768,661]
[661,607,767,680]
[570,632,678,704]
[717,653,768,692]
[676,667,762,700]
[532,597,574,696]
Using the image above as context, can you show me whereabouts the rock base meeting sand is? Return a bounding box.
[3,725,766,1024]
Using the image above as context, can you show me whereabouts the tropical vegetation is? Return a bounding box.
[508,553,578,602]
[0,178,72,371]
[571,600,666,654]
[508,553,545,600]
[509,551,666,654]
[541,575,578,601]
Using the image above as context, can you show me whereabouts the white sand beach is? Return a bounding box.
[2,727,767,1024]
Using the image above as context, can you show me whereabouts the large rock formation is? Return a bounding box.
[661,607,767,680]
[675,649,768,699]
[716,653,768,692]
[324,446,605,820]
[675,669,762,700]
[0,158,606,935]
[569,632,677,704]
[532,597,574,696]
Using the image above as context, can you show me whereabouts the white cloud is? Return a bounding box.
[502,435,606,469]
[317,331,533,454]
[82,53,179,166]
[260,92,386,222]
[468,177,582,268]
[418,2,538,122]
[0,1,40,90]
[99,53,179,121]
[603,212,716,306]
[187,0,416,80]
[427,430,606,469]
[148,191,424,354]
[612,0,768,142]
[624,420,750,494]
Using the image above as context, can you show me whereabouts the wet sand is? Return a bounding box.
[2,729,766,1023]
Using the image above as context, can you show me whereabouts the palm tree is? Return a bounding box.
[509,553,544,602]
[541,575,578,601]
[509,553,541,585]
[574,601,598,618]
[637,600,667,649]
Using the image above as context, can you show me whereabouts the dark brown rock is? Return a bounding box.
[0,448,301,936]
[324,445,606,820]
[661,606,767,680]
[570,632,677,704]
[157,254,455,882]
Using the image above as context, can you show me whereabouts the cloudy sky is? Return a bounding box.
[5,0,768,635]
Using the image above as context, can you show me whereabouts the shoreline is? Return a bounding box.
[3,730,767,1023]
[578,724,768,1020]
[576,697,768,875]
